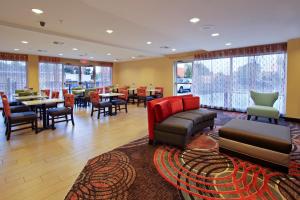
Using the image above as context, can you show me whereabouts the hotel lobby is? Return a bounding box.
[0,0,300,199]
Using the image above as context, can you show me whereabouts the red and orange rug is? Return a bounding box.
[65,111,300,199]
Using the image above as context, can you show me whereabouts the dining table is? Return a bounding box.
[99,92,124,102]
[15,95,48,101]
[21,98,65,131]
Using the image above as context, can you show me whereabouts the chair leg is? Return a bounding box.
[125,104,128,113]
[35,118,38,134]
[65,114,68,122]
[255,116,258,120]
[144,99,146,108]
[268,118,272,123]
[91,106,94,117]
[31,121,34,130]
[71,113,75,125]
[247,115,251,120]
[97,109,100,119]
[6,121,11,141]
[274,119,278,124]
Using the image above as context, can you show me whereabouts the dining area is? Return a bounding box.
[0,85,164,141]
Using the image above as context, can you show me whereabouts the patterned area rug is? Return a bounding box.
[65,111,300,199]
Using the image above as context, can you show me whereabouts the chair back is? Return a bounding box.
[85,88,96,97]
[104,87,111,93]
[90,91,100,105]
[119,89,128,100]
[155,87,164,95]
[51,91,60,98]
[139,86,147,90]
[1,96,11,117]
[137,88,147,97]
[41,89,50,97]
[62,89,68,97]
[64,94,75,108]
[250,90,279,107]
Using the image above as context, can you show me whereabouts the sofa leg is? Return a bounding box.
[274,119,278,124]
[268,118,272,123]
[247,115,251,120]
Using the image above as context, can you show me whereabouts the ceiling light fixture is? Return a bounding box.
[107,53,111,56]
[72,48,78,51]
[146,41,152,45]
[131,56,136,59]
[211,33,220,37]
[225,42,232,46]
[14,48,20,51]
[58,53,63,56]
[171,48,176,52]
[31,8,44,14]
[189,17,200,23]
[21,41,28,44]
[106,29,114,34]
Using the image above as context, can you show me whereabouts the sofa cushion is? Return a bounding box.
[173,111,203,125]
[183,97,200,111]
[169,99,183,114]
[219,119,291,154]
[187,109,217,121]
[247,105,279,119]
[154,100,172,123]
[155,116,193,135]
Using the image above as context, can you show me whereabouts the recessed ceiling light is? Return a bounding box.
[131,56,136,59]
[90,56,94,59]
[72,48,78,51]
[225,42,232,46]
[58,53,63,56]
[114,59,119,62]
[107,53,111,56]
[21,41,28,44]
[211,33,220,37]
[146,41,152,45]
[189,17,200,23]
[14,48,20,51]
[106,29,114,34]
[31,8,44,14]
[171,48,176,52]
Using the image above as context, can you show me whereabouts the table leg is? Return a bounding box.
[42,104,47,129]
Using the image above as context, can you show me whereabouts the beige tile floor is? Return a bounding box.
[0,105,148,200]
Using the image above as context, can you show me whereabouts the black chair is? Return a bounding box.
[2,96,38,140]
[47,94,75,129]
[112,89,128,114]
[90,91,112,119]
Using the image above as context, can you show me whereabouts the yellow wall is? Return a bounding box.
[27,55,39,91]
[286,38,300,119]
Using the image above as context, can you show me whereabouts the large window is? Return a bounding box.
[39,62,63,91]
[0,60,27,97]
[174,62,193,95]
[95,66,112,87]
[64,64,80,89]
[81,66,94,88]
[192,53,287,113]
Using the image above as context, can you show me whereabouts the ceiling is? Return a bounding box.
[0,0,299,62]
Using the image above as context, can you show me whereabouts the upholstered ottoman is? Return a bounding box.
[219,119,291,172]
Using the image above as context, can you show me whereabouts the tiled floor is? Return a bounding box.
[0,104,147,200]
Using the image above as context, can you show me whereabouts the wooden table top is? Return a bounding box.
[99,93,124,97]
[21,98,64,106]
[15,95,48,101]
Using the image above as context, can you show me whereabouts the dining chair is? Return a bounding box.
[112,89,128,114]
[154,87,164,98]
[41,89,50,97]
[47,94,75,129]
[2,95,38,140]
[137,88,154,107]
[62,89,68,97]
[90,91,112,119]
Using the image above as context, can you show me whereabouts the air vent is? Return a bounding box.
[201,24,215,30]
[160,46,170,49]
[37,49,47,53]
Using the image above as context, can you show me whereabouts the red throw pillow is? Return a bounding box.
[154,100,172,122]
[183,97,200,111]
[169,98,183,114]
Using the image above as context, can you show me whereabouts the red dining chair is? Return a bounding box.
[47,94,75,129]
[41,89,50,97]
[62,89,68,97]
[90,91,112,119]
[154,87,164,98]
[112,89,128,113]
[137,88,154,108]
[51,91,60,98]
[2,95,38,140]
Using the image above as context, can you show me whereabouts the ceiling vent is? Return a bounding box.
[53,41,64,45]
[37,49,47,53]
[160,46,170,49]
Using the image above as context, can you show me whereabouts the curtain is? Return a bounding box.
[39,62,63,91]
[95,66,112,87]
[192,48,287,114]
[0,60,27,98]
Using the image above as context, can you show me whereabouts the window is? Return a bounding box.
[39,62,63,91]
[192,53,287,113]
[63,64,80,89]
[174,62,193,95]
[95,66,112,87]
[0,60,27,97]
[81,66,94,88]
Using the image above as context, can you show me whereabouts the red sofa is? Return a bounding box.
[147,95,217,148]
